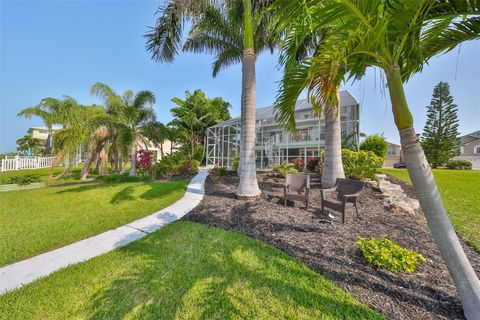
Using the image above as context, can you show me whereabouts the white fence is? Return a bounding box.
[0,156,56,172]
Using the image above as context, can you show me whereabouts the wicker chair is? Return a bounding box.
[284,174,310,209]
[320,178,365,223]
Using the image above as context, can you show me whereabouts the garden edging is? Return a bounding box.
[0,168,209,295]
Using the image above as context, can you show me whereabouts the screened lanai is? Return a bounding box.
[206,90,360,170]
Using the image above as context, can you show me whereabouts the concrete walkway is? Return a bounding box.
[0,168,209,295]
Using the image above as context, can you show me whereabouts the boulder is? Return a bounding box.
[383,196,420,215]
[378,180,404,197]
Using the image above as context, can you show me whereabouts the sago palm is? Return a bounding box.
[271,0,480,317]
[145,0,278,197]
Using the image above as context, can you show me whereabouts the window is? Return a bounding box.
[388,147,396,156]
[475,145,480,154]
[460,146,464,155]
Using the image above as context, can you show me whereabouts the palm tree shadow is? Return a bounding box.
[110,186,135,204]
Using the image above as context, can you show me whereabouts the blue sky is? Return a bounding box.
[1,0,479,153]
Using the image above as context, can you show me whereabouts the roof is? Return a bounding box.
[386,141,401,147]
[210,90,358,128]
[27,126,62,132]
[462,130,480,139]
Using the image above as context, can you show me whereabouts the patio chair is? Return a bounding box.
[284,174,310,209]
[320,178,365,223]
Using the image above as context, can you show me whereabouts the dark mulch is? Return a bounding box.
[183,174,480,320]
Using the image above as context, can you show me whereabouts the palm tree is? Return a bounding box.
[145,0,277,197]
[16,135,43,155]
[18,96,102,179]
[273,17,347,188]
[90,83,156,177]
[272,0,480,316]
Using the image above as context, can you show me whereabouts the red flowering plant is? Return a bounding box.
[136,149,153,174]
[290,158,305,171]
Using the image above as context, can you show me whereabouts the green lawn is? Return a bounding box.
[0,166,88,185]
[381,169,480,250]
[0,221,381,320]
[0,179,188,266]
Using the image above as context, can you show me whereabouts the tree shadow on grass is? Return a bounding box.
[110,186,135,204]
[86,222,381,320]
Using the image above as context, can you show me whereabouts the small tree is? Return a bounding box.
[360,134,388,158]
[421,82,460,168]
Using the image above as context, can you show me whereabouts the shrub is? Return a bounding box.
[154,152,200,178]
[136,149,153,172]
[208,166,226,183]
[96,173,152,183]
[6,176,41,186]
[219,167,228,176]
[192,145,205,163]
[360,134,388,158]
[357,237,426,273]
[232,155,240,172]
[342,149,383,179]
[181,159,200,176]
[446,160,472,170]
[290,158,305,171]
[272,162,298,178]
[306,157,320,172]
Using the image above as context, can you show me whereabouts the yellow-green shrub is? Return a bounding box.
[272,162,298,178]
[342,149,383,179]
[357,237,426,273]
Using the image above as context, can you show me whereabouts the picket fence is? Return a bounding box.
[0,156,56,172]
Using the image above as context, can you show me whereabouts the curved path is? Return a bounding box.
[0,168,209,295]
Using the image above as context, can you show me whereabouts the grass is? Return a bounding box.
[0,179,188,266]
[0,166,88,185]
[0,221,382,320]
[381,168,480,250]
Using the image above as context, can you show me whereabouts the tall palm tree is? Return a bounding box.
[90,83,156,177]
[273,8,346,188]
[145,0,277,197]
[272,0,480,316]
[16,135,43,155]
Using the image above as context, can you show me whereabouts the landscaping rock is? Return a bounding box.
[378,180,403,197]
[364,179,380,191]
[383,195,420,215]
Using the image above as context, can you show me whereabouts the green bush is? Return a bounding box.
[446,160,472,170]
[272,162,298,178]
[342,149,383,179]
[360,134,388,158]
[154,152,200,178]
[95,173,152,183]
[4,176,41,186]
[357,237,426,273]
[232,155,240,172]
[208,166,227,183]
[192,145,205,163]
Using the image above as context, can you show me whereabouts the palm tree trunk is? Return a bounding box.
[99,146,108,176]
[322,103,345,188]
[49,150,65,178]
[387,67,480,319]
[236,0,260,198]
[80,144,103,181]
[129,141,137,177]
[160,142,164,158]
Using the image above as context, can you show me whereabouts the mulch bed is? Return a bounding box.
[183,173,480,320]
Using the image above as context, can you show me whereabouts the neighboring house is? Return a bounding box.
[137,138,175,162]
[206,91,360,169]
[27,126,60,154]
[453,130,480,169]
[383,142,403,168]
